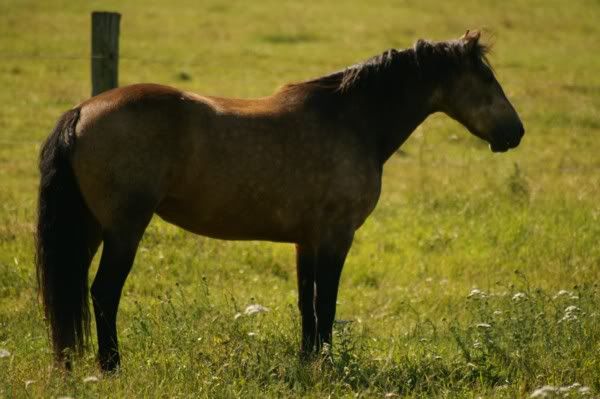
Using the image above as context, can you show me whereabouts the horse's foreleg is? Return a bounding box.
[314,232,354,352]
[296,244,317,355]
[91,216,151,372]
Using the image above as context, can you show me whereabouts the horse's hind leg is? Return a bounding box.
[91,207,154,372]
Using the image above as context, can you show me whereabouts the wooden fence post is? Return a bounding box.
[91,11,121,96]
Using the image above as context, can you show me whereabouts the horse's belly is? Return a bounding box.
[155,195,307,243]
[156,140,383,243]
[156,175,380,243]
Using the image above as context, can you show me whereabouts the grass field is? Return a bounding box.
[1,0,599,397]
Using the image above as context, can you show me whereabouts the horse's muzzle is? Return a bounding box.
[490,122,525,153]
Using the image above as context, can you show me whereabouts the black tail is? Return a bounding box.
[36,108,99,365]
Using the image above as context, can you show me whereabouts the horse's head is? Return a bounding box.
[421,31,524,152]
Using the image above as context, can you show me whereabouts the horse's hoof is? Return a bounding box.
[98,355,120,374]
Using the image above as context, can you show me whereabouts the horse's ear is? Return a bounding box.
[461,29,481,52]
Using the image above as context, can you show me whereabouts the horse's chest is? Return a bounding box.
[317,168,382,228]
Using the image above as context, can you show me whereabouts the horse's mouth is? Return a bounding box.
[490,140,519,153]
[471,128,521,153]
[489,134,522,153]
[490,142,510,153]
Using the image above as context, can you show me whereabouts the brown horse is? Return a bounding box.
[36,31,524,371]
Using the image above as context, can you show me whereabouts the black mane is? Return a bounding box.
[282,48,413,95]
[282,37,492,97]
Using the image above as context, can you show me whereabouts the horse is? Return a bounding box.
[36,30,524,372]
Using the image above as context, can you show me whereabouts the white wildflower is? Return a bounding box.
[553,290,579,301]
[559,305,581,323]
[244,304,270,316]
[565,305,580,313]
[493,310,503,316]
[468,289,487,299]
[556,383,588,394]
[553,290,571,299]
[578,386,592,395]
[512,292,527,301]
[83,375,99,383]
[476,323,492,329]
[530,383,592,398]
[25,380,35,389]
[0,349,10,358]
[529,385,557,398]
[247,332,257,337]
[559,314,578,323]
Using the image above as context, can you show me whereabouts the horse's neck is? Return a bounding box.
[356,81,435,164]
[377,102,432,163]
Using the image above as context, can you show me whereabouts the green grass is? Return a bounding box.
[1,0,599,397]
